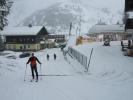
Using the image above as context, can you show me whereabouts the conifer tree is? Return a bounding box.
[0,0,13,50]
[0,0,13,30]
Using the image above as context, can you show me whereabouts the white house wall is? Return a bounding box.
[97,34,104,41]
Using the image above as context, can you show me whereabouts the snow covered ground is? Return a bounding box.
[0,41,133,100]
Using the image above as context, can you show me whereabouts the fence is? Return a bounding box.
[68,47,88,70]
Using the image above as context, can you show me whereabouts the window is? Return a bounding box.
[19,38,22,42]
[32,39,34,41]
[20,46,22,50]
[125,0,133,11]
[13,45,16,49]
[37,45,39,49]
[28,45,30,48]
[23,38,26,41]
[24,45,26,50]
[13,39,16,42]
[27,38,30,41]
[8,45,11,49]
[126,19,133,29]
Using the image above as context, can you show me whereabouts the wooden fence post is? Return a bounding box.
[86,48,93,72]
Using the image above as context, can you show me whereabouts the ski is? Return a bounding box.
[28,79,39,82]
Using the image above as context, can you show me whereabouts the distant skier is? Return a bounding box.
[47,54,49,61]
[26,53,41,82]
[54,53,56,60]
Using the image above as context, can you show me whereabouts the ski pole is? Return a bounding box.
[24,64,28,81]
[40,64,42,80]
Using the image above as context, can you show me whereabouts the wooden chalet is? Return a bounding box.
[1,26,48,51]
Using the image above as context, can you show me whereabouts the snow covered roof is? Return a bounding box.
[1,26,43,36]
[126,29,133,33]
[89,24,125,34]
[82,35,90,39]
[0,8,4,11]
[0,7,7,11]
[49,33,65,35]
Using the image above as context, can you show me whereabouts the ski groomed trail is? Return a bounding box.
[0,43,133,100]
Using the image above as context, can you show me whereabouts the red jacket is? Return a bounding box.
[27,56,41,65]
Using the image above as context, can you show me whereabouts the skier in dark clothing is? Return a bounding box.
[47,54,49,61]
[54,53,56,60]
[26,53,41,82]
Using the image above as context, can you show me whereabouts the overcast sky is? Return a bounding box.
[8,0,125,26]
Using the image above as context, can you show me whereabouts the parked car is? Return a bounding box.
[7,55,17,59]
[19,52,30,58]
[103,39,110,46]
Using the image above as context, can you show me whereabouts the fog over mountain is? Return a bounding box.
[7,0,124,34]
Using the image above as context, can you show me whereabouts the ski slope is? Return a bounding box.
[0,42,133,100]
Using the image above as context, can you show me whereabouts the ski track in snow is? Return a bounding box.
[0,42,133,100]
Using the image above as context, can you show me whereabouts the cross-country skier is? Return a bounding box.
[54,53,56,60]
[47,54,49,61]
[26,53,41,82]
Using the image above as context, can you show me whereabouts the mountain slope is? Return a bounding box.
[11,0,124,34]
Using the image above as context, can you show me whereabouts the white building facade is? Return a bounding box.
[88,24,129,42]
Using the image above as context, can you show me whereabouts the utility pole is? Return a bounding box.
[79,14,81,36]
[76,27,78,38]
[78,0,82,36]
[69,22,72,36]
